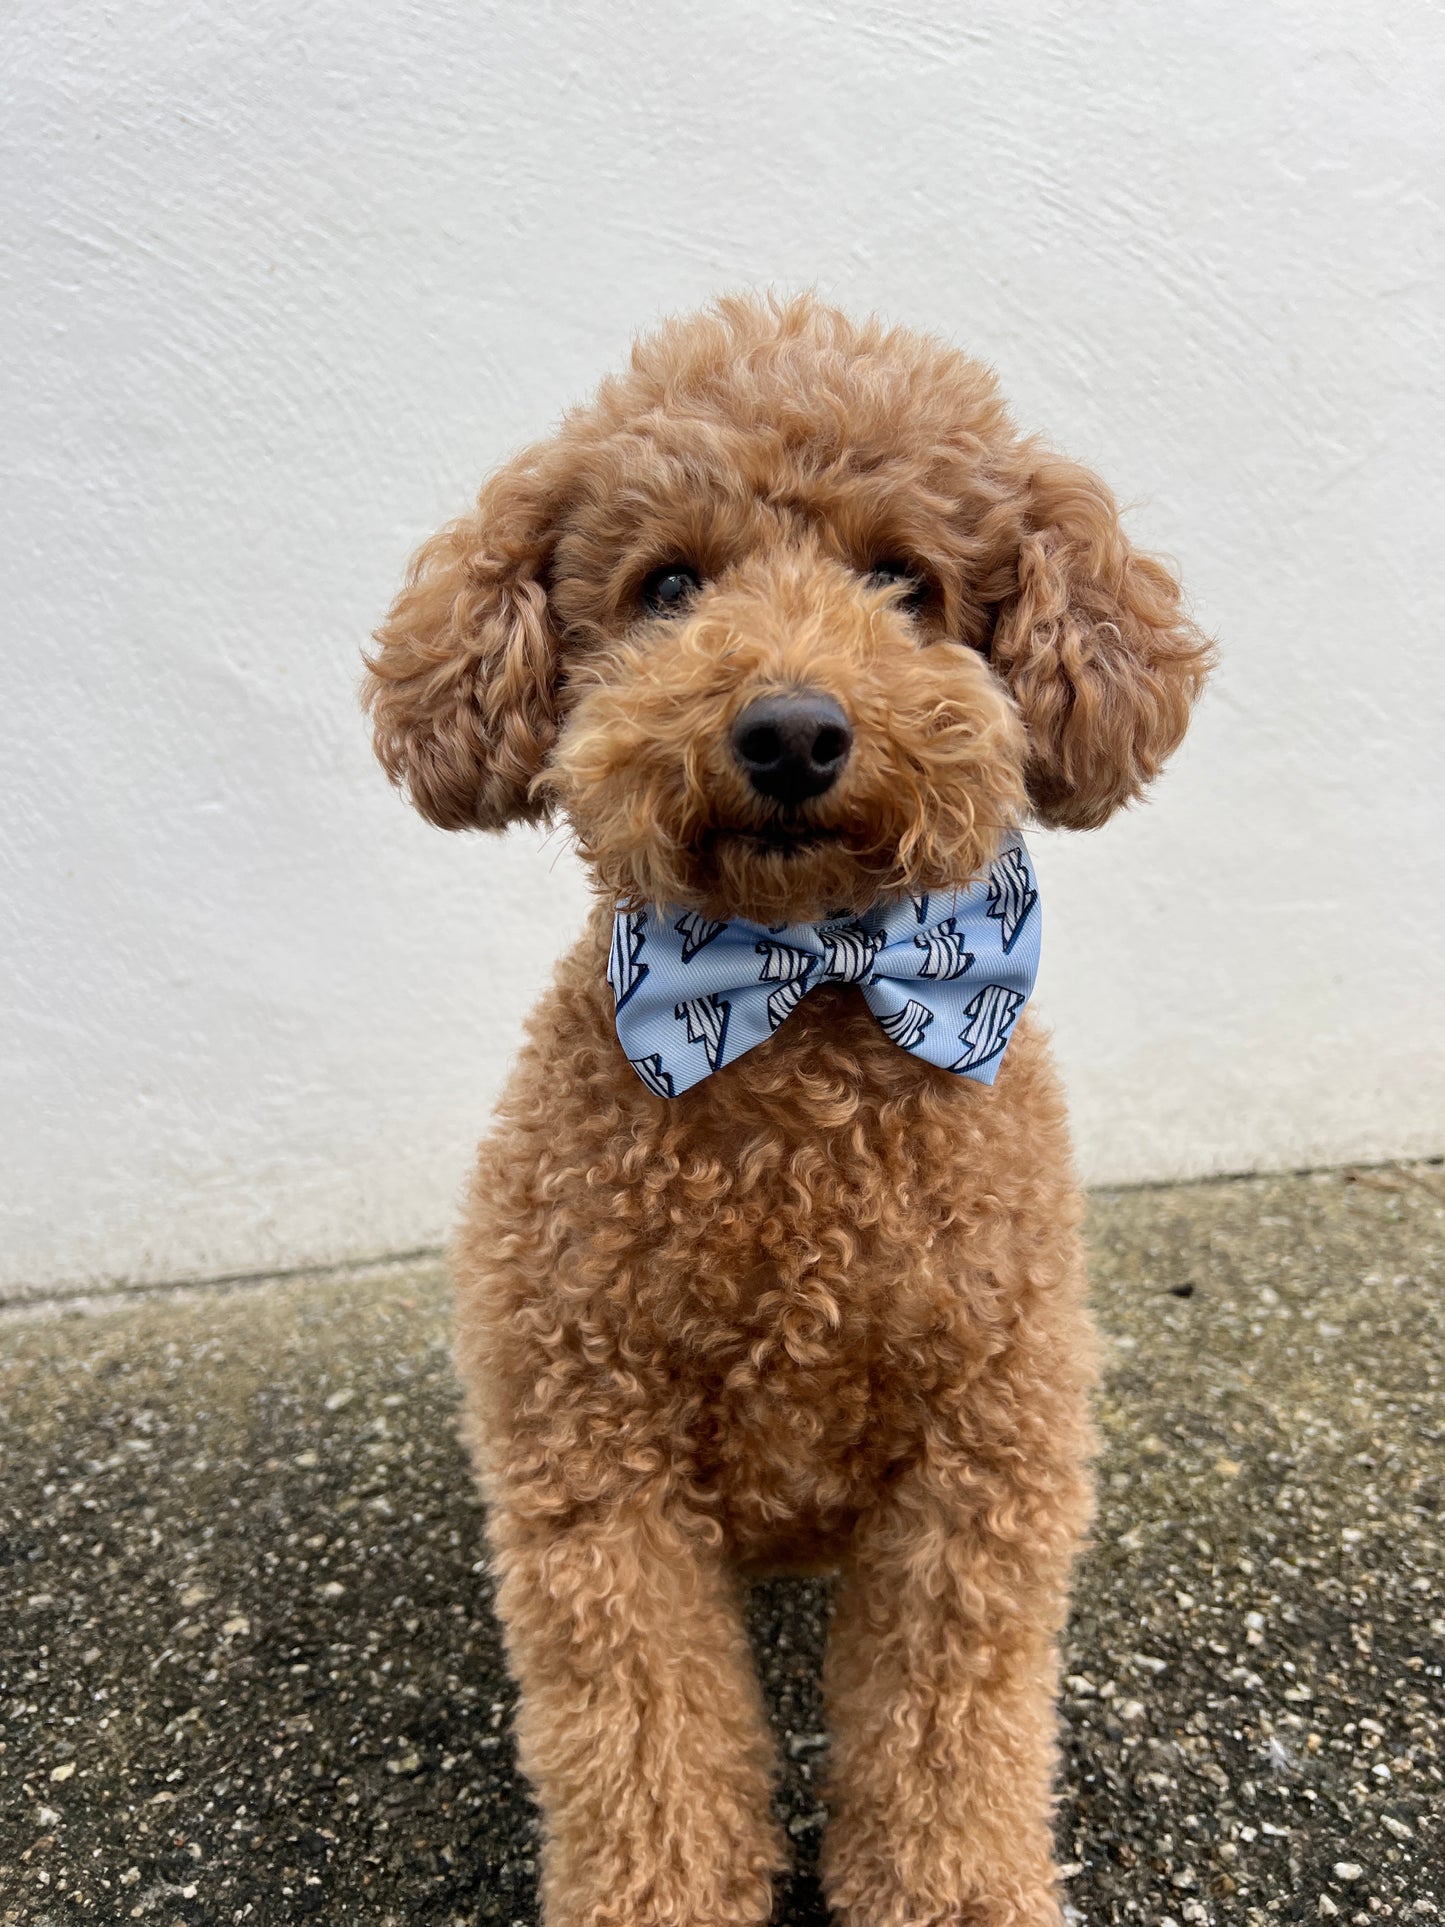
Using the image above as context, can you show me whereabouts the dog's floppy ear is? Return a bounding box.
[363,445,563,831]
[988,452,1213,830]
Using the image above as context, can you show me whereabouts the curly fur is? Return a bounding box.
[364,293,1211,1925]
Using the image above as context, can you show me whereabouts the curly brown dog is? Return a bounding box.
[364,294,1211,1927]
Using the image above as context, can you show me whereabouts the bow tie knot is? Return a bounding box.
[608,838,1041,1099]
[761,921,884,991]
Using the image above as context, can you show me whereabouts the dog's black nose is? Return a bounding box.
[731,692,852,805]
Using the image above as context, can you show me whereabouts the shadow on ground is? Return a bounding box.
[2,1165,1442,1924]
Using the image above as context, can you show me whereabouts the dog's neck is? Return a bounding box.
[605,837,1041,1100]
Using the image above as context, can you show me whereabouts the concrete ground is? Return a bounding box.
[2,1164,1442,1927]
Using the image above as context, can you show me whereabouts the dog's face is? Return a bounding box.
[366,296,1210,923]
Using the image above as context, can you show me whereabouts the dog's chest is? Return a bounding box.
[479,957,1062,1558]
[620,986,1003,1540]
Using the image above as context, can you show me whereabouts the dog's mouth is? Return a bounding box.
[705,822,846,860]
[683,817,884,923]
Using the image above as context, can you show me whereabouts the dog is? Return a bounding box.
[364,294,1210,1927]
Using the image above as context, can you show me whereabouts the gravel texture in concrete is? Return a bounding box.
[2,1164,1442,1925]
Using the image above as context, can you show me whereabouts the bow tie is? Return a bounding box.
[607,837,1041,1098]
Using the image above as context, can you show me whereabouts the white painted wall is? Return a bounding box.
[4,1,1443,1296]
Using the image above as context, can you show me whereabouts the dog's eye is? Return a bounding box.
[868,559,930,614]
[642,564,702,616]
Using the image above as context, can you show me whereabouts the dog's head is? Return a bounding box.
[365,295,1211,924]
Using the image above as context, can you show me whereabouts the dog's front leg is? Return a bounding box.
[487,1497,786,1927]
[820,1424,1091,1927]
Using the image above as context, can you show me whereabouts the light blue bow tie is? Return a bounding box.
[607,837,1041,1098]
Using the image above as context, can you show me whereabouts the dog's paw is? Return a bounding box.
[824,1877,1066,1927]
